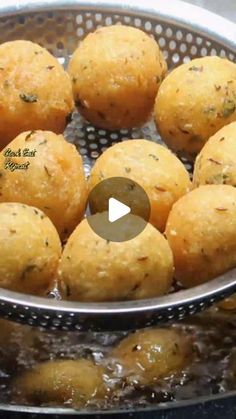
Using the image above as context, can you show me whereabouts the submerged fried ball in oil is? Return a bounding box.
[0,130,87,240]
[88,140,191,232]
[68,25,167,130]
[0,203,61,295]
[59,214,173,302]
[13,359,107,406]
[111,328,192,386]
[193,122,236,187]
[218,294,236,311]
[155,57,236,158]
[165,185,236,288]
[0,40,74,148]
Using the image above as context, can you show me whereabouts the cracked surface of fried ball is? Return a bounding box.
[111,328,192,386]
[0,131,87,240]
[0,40,74,148]
[155,57,236,158]
[0,202,61,295]
[88,140,191,232]
[13,359,107,407]
[193,122,236,188]
[68,25,167,130]
[165,185,236,288]
[59,214,174,302]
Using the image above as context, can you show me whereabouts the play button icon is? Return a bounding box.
[87,177,151,242]
[108,198,130,223]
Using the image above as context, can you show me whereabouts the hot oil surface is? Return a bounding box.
[0,308,235,410]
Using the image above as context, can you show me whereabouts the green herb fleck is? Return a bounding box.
[39,139,47,146]
[204,106,216,114]
[25,131,35,141]
[20,93,38,103]
[208,173,229,184]
[208,158,221,165]
[189,65,203,72]
[125,167,131,173]
[46,65,55,70]
[149,153,159,161]
[44,166,52,177]
[222,99,236,117]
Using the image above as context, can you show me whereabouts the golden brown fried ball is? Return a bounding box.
[155,57,236,158]
[0,202,61,295]
[0,40,74,148]
[88,140,191,232]
[193,122,236,187]
[218,294,236,311]
[59,214,174,302]
[68,25,167,130]
[13,359,107,406]
[111,328,192,386]
[0,130,87,240]
[165,185,236,288]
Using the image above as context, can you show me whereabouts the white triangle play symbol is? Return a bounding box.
[108,197,131,223]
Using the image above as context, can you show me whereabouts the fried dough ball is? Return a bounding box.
[68,25,167,130]
[165,185,236,288]
[13,359,107,406]
[111,328,192,386]
[0,203,61,295]
[88,140,191,232]
[218,294,236,311]
[0,40,74,148]
[59,214,173,302]
[193,122,236,187]
[155,57,236,158]
[0,131,87,240]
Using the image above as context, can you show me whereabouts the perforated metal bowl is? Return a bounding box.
[0,0,236,332]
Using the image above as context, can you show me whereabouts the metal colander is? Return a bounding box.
[0,0,236,331]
